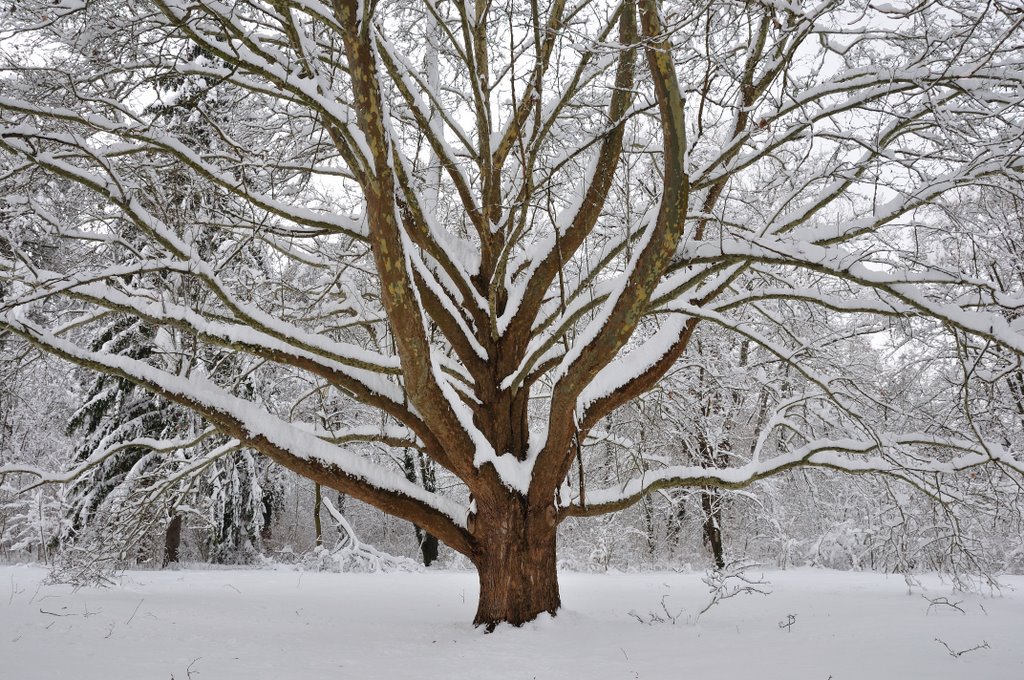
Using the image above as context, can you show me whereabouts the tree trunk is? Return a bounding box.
[313,482,323,548]
[701,489,725,569]
[471,501,560,629]
[260,490,274,543]
[403,449,439,566]
[163,513,182,567]
[413,526,439,567]
[421,532,439,566]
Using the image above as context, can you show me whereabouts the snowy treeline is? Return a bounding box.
[2,320,1022,581]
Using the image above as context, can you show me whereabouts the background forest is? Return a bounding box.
[3,315,1023,581]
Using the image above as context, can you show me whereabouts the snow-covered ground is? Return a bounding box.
[1,565,1022,679]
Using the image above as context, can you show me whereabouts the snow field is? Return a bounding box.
[1,566,1022,679]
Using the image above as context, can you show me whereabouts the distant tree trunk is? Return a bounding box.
[642,495,657,559]
[414,526,439,567]
[403,449,439,566]
[700,489,725,569]
[313,482,323,548]
[692,423,727,569]
[665,498,686,547]
[163,513,182,567]
[260,493,273,542]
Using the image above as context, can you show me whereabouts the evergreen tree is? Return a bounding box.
[59,53,285,567]
[63,317,180,536]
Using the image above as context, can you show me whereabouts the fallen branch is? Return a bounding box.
[935,638,990,657]
[923,595,965,615]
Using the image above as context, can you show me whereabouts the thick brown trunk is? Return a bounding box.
[468,392,560,628]
[472,503,560,629]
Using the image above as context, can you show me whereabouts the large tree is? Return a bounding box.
[3,0,1024,626]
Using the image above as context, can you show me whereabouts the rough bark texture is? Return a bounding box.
[471,494,560,629]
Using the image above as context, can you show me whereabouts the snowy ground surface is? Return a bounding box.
[2,565,1022,679]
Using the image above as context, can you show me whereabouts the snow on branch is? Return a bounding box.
[0,315,471,533]
[563,433,1024,518]
[0,428,218,490]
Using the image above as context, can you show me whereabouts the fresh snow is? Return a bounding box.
[2,566,1022,679]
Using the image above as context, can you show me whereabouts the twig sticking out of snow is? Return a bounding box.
[39,603,101,618]
[627,561,771,626]
[125,598,144,625]
[923,595,966,615]
[695,560,772,623]
[627,594,684,626]
[934,638,990,657]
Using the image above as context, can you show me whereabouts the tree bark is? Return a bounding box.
[163,513,182,567]
[415,527,439,567]
[701,489,725,569]
[471,498,560,629]
[260,494,273,543]
[313,482,323,548]
[403,449,440,566]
